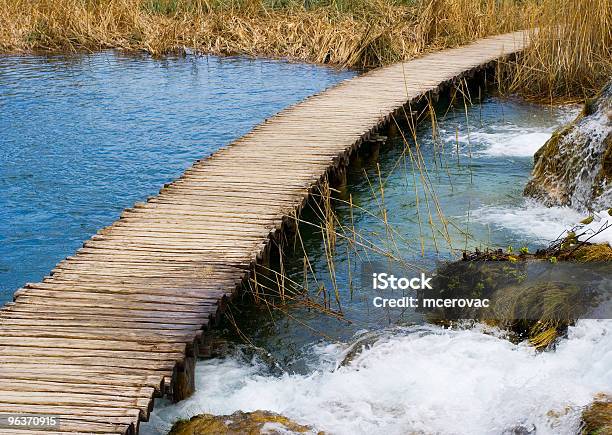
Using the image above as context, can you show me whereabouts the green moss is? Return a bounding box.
[560,231,578,250]
[523,123,571,204]
[169,410,319,435]
[581,216,595,224]
[570,244,612,262]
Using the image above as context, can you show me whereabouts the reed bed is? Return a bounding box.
[498,0,612,102]
[234,91,463,335]
[3,1,607,99]
[0,0,532,69]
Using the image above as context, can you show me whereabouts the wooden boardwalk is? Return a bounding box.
[1,31,528,434]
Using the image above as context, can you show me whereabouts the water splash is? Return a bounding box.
[144,321,611,435]
[471,199,583,244]
[439,103,579,159]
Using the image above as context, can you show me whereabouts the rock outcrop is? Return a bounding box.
[524,80,612,211]
[169,410,320,435]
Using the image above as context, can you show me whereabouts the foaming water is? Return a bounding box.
[146,320,611,435]
[440,101,578,158]
[473,130,552,157]
[471,199,584,243]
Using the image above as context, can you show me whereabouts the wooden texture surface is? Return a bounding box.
[1,31,528,434]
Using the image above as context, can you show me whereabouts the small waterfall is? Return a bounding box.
[524,81,612,212]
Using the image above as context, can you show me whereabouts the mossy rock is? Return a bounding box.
[524,79,612,210]
[582,394,612,435]
[592,132,612,197]
[169,410,321,435]
[486,281,582,349]
[523,123,571,204]
[568,243,612,262]
[430,241,610,349]
[419,257,527,322]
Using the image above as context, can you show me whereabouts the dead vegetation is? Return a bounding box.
[2,1,608,100]
[0,0,536,68]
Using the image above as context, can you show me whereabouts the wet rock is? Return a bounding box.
[339,331,381,367]
[501,423,536,435]
[169,410,321,435]
[427,238,611,349]
[524,80,612,211]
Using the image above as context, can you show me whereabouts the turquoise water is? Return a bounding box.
[146,95,606,435]
[0,53,355,302]
[209,95,581,365]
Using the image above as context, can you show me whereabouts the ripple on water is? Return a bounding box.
[0,53,355,301]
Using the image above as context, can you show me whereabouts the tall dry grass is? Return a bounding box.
[0,0,533,68]
[499,0,612,102]
[1,0,608,99]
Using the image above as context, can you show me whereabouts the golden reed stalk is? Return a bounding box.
[0,0,608,100]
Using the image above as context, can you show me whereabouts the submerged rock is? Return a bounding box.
[524,80,612,211]
[501,423,536,435]
[339,330,381,367]
[169,410,320,435]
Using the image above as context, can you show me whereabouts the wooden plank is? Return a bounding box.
[1,305,211,324]
[0,391,151,419]
[0,427,127,435]
[0,345,184,361]
[0,371,164,393]
[0,379,154,399]
[0,404,140,421]
[10,297,216,314]
[0,326,202,343]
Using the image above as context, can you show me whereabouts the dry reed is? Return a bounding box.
[0,0,533,69]
[3,1,607,99]
[498,0,612,102]
[2,0,608,99]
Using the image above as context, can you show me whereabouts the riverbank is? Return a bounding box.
[1,0,609,101]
